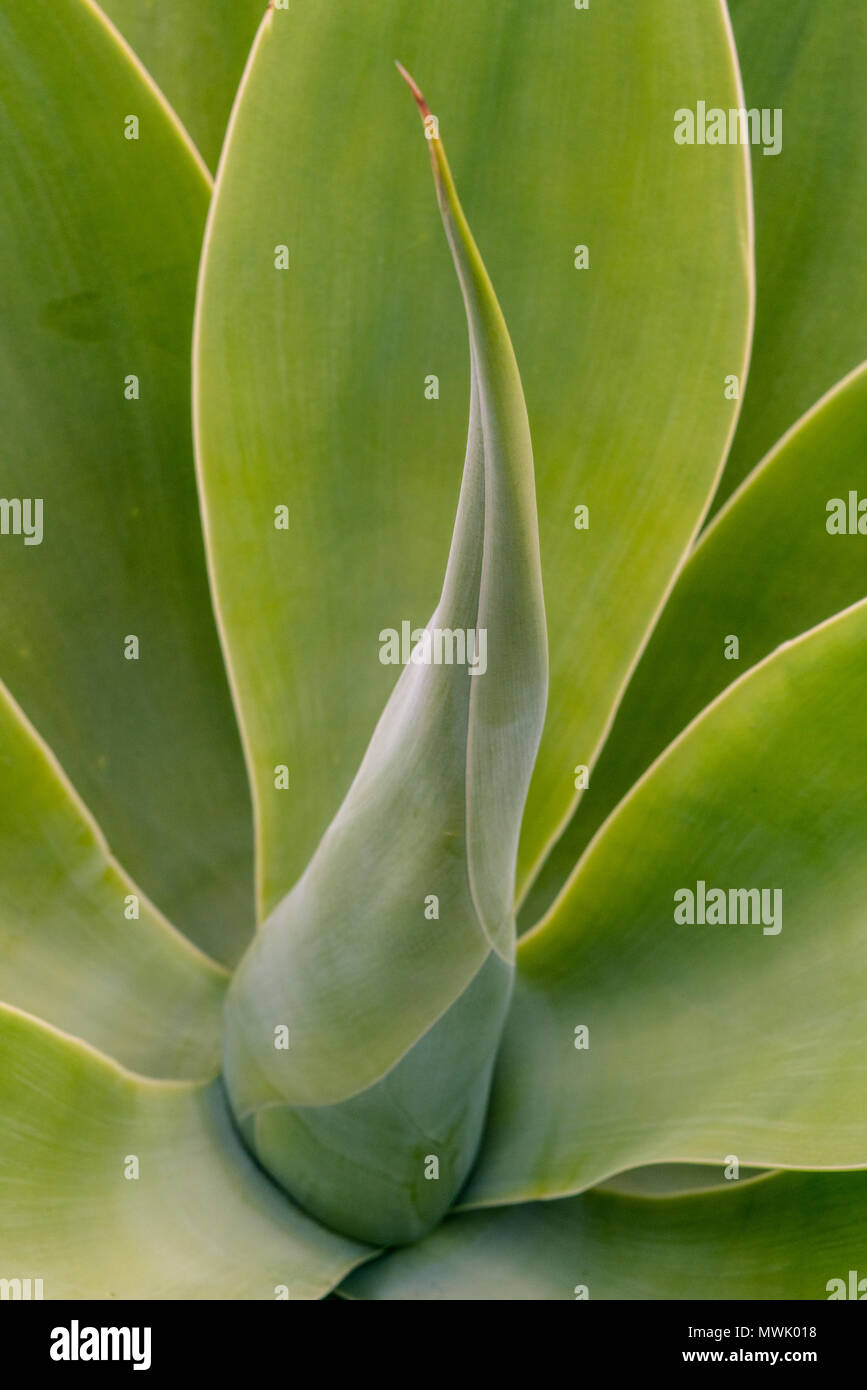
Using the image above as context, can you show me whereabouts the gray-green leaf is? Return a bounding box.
[222,68,547,1246]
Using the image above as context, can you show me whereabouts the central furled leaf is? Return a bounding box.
[222,70,547,1246]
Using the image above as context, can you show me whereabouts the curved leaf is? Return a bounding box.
[0,680,226,1080]
[0,1005,368,1299]
[0,0,253,963]
[465,599,867,1207]
[193,0,752,921]
[596,1163,770,1197]
[717,0,867,506]
[523,362,867,924]
[222,68,547,1247]
[343,1169,867,1300]
[98,0,264,171]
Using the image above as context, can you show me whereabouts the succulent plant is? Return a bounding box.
[1,0,865,1301]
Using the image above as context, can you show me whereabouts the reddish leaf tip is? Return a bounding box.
[395,60,432,121]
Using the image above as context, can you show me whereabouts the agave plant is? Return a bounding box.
[1,0,866,1301]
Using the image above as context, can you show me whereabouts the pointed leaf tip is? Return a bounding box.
[223,70,546,1247]
[395,60,432,123]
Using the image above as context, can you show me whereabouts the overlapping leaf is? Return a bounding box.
[344,1170,867,1300]
[718,0,867,505]
[194,0,752,921]
[0,679,226,1079]
[465,599,867,1207]
[0,1006,368,1299]
[98,0,263,170]
[523,362,867,923]
[222,70,547,1246]
[596,1163,769,1197]
[0,0,253,963]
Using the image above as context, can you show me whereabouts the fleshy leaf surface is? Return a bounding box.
[193,0,752,922]
[717,0,867,506]
[523,362,867,923]
[98,0,264,171]
[464,599,867,1206]
[221,68,547,1248]
[0,679,226,1080]
[0,1006,368,1299]
[0,0,253,964]
[343,1170,867,1300]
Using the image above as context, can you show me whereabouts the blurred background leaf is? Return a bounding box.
[98,0,264,171]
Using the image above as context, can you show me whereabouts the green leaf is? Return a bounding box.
[596,1163,770,1198]
[193,0,752,922]
[0,678,226,1080]
[98,0,264,171]
[0,1004,368,1299]
[221,65,547,1248]
[716,0,867,506]
[464,598,867,1207]
[0,0,253,964]
[523,361,867,925]
[342,1169,867,1300]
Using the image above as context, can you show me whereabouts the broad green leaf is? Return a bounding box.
[0,679,226,1080]
[0,1005,368,1299]
[0,0,253,964]
[464,599,867,1207]
[716,0,867,506]
[193,0,752,922]
[222,68,547,1248]
[343,1170,867,1300]
[98,0,264,171]
[522,362,867,925]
